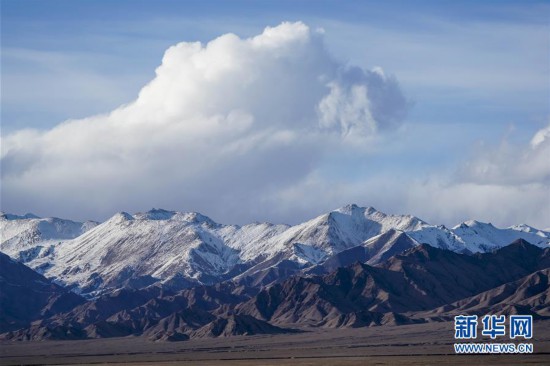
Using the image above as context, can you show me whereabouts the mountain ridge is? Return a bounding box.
[1,205,549,297]
[3,240,548,341]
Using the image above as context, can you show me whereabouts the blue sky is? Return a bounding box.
[1,0,549,228]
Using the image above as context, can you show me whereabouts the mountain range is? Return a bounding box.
[1,205,549,341]
[2,240,549,341]
[1,205,548,298]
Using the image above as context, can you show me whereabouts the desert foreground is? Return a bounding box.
[1,321,549,365]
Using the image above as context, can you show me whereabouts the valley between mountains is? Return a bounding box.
[1,204,549,342]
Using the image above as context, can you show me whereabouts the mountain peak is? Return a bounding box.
[399,243,445,261]
[482,240,544,269]
[365,206,378,214]
[464,219,482,227]
[334,203,361,214]
[181,211,216,225]
[510,224,538,233]
[135,208,176,220]
[454,220,483,229]
[497,238,537,252]
[109,212,134,222]
[0,212,40,220]
[333,204,383,218]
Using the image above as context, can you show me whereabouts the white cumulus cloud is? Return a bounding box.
[0,22,408,223]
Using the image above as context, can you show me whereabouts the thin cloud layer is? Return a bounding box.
[458,122,550,186]
[1,22,408,223]
[256,123,550,229]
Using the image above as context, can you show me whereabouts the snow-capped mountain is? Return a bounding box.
[408,220,550,254]
[1,205,548,297]
[42,210,245,295]
[255,204,427,264]
[0,212,98,263]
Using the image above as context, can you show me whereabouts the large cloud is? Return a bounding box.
[1,22,408,223]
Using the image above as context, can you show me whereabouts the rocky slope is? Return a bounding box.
[0,252,85,333]
[3,240,548,341]
[237,240,550,327]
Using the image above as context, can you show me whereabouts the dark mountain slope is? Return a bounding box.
[420,268,550,320]
[0,252,85,333]
[237,241,550,327]
[305,229,418,276]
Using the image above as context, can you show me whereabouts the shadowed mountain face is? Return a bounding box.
[236,240,550,327]
[188,314,296,339]
[2,240,548,341]
[305,229,419,276]
[420,268,550,320]
[0,252,86,333]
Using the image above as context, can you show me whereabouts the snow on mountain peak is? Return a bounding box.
[124,209,216,225]
[452,220,483,230]
[0,214,97,260]
[510,224,538,233]
[180,212,216,225]
[465,220,482,227]
[334,203,361,214]
[134,208,176,220]
[0,212,40,220]
[109,212,135,223]
[334,203,378,216]
[365,206,378,215]
[82,220,100,232]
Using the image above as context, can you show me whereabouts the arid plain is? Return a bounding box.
[2,321,549,366]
